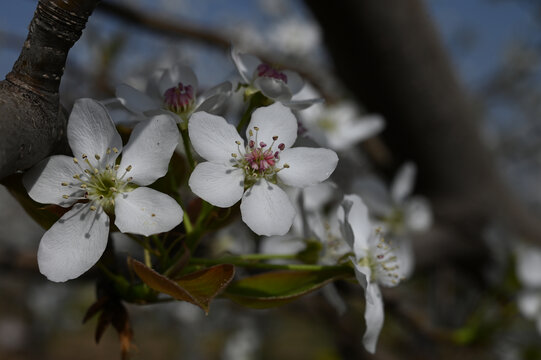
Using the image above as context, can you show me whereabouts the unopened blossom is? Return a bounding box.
[23,99,183,282]
[231,48,322,110]
[188,102,338,236]
[298,85,385,151]
[515,243,541,333]
[116,63,231,125]
[338,194,406,354]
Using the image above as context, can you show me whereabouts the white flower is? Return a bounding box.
[338,194,405,354]
[188,102,338,236]
[116,63,232,124]
[515,243,541,333]
[23,99,183,282]
[268,19,321,57]
[298,85,385,151]
[231,48,322,110]
[353,162,432,234]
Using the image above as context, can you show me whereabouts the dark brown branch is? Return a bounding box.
[0,0,100,179]
[305,0,541,265]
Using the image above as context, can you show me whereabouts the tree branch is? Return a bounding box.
[0,0,100,179]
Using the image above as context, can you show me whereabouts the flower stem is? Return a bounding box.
[144,248,152,268]
[183,212,193,234]
[180,128,195,170]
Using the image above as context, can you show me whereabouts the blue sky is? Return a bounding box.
[0,0,538,94]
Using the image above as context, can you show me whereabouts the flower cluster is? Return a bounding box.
[23,99,183,281]
[19,48,428,357]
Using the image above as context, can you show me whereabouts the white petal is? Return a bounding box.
[351,176,393,217]
[338,195,372,253]
[281,97,324,111]
[158,64,198,95]
[516,244,541,287]
[67,98,122,165]
[403,196,433,232]
[23,155,84,207]
[196,81,232,114]
[116,83,161,114]
[246,103,298,150]
[277,147,338,187]
[351,257,370,288]
[240,180,296,236]
[391,162,417,204]
[114,187,183,236]
[188,162,244,207]
[254,77,292,102]
[189,112,244,163]
[302,182,337,212]
[328,115,385,151]
[517,291,541,319]
[38,203,109,282]
[362,283,384,354]
[282,70,304,95]
[119,115,179,186]
[393,236,415,279]
[231,48,260,83]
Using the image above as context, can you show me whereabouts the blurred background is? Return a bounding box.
[2,0,541,359]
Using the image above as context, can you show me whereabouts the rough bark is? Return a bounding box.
[0,0,100,180]
[305,0,541,265]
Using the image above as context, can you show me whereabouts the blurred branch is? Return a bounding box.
[95,0,337,100]
[305,0,541,268]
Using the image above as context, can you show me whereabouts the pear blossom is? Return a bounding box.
[231,48,322,110]
[515,243,541,333]
[23,99,183,282]
[338,194,405,354]
[188,102,338,236]
[116,63,232,125]
[298,85,385,151]
[353,162,432,235]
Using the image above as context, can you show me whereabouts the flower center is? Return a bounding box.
[365,232,403,286]
[231,127,289,188]
[163,82,195,117]
[60,148,134,213]
[255,63,288,83]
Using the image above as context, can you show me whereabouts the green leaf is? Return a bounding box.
[224,270,346,309]
[129,258,235,314]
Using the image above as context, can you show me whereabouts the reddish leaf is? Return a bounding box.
[130,258,235,314]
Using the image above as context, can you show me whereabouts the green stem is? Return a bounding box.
[183,212,193,234]
[144,248,152,268]
[189,257,352,272]
[180,128,195,170]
